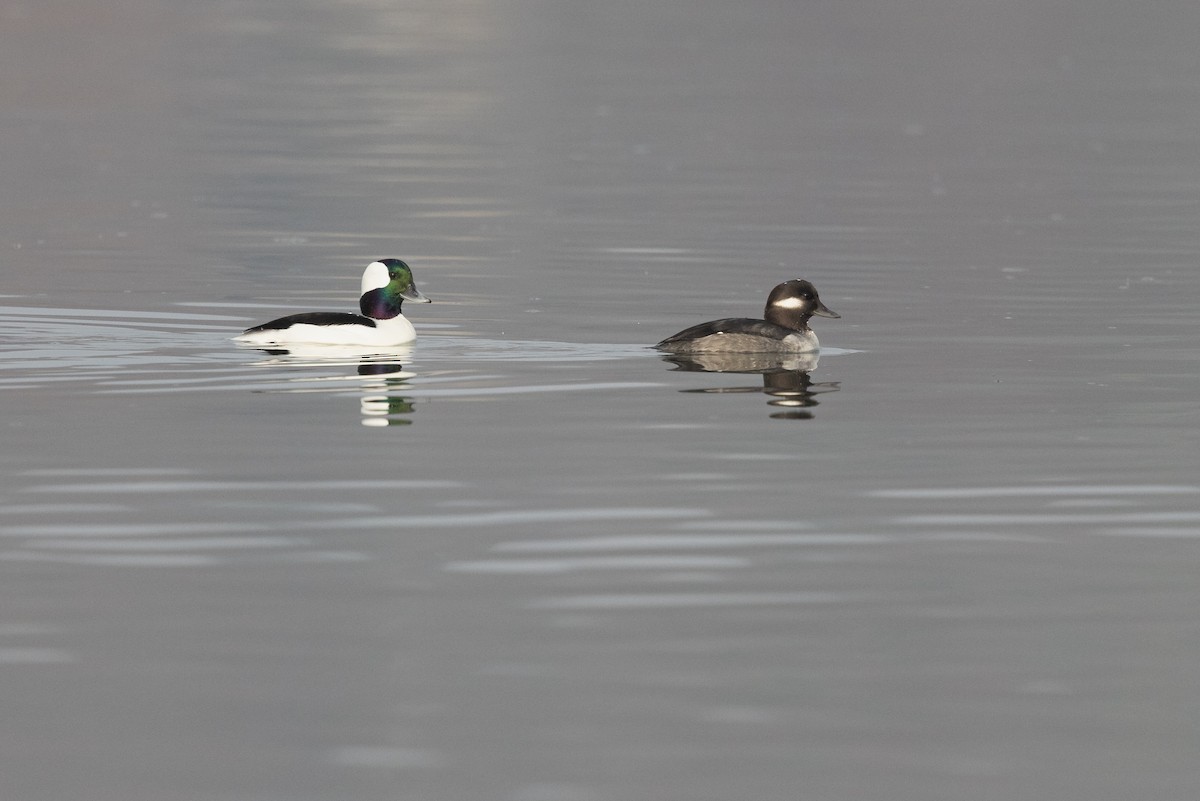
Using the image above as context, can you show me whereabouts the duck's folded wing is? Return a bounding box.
[656,317,793,348]
[241,312,375,334]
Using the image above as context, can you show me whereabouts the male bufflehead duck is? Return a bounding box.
[656,279,839,354]
[234,259,431,346]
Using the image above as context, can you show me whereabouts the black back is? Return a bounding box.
[240,311,376,334]
[656,317,799,348]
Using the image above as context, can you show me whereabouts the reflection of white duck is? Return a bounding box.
[657,279,838,354]
[238,340,418,427]
[240,342,414,364]
[234,259,431,346]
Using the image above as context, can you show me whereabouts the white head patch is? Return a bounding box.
[772,296,806,310]
[361,261,391,294]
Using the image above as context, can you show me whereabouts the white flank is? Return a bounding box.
[233,315,417,346]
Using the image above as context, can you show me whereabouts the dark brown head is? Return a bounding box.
[762,280,840,331]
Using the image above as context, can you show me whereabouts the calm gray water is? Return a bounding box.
[3,2,1200,800]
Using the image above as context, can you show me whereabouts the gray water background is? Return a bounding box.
[3,1,1200,799]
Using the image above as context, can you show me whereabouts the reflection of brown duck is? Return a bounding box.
[664,352,820,374]
[760,370,838,420]
[662,352,840,420]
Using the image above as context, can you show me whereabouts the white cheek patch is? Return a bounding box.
[772,296,806,309]
[361,261,391,294]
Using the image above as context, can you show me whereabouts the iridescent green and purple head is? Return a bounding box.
[359,259,431,320]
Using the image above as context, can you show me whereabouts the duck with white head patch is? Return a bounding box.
[656,279,839,354]
[234,259,431,346]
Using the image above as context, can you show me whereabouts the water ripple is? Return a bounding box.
[527,591,855,610]
[1,306,659,407]
[493,533,887,552]
[328,507,708,529]
[445,555,749,575]
[24,479,459,494]
[871,485,1199,499]
[873,483,1200,539]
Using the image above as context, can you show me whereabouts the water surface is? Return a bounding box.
[3,1,1200,800]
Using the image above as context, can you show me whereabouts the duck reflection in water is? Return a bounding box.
[241,344,417,427]
[662,352,840,420]
[356,361,416,426]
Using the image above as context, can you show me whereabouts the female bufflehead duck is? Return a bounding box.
[234,259,431,346]
[656,279,839,354]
